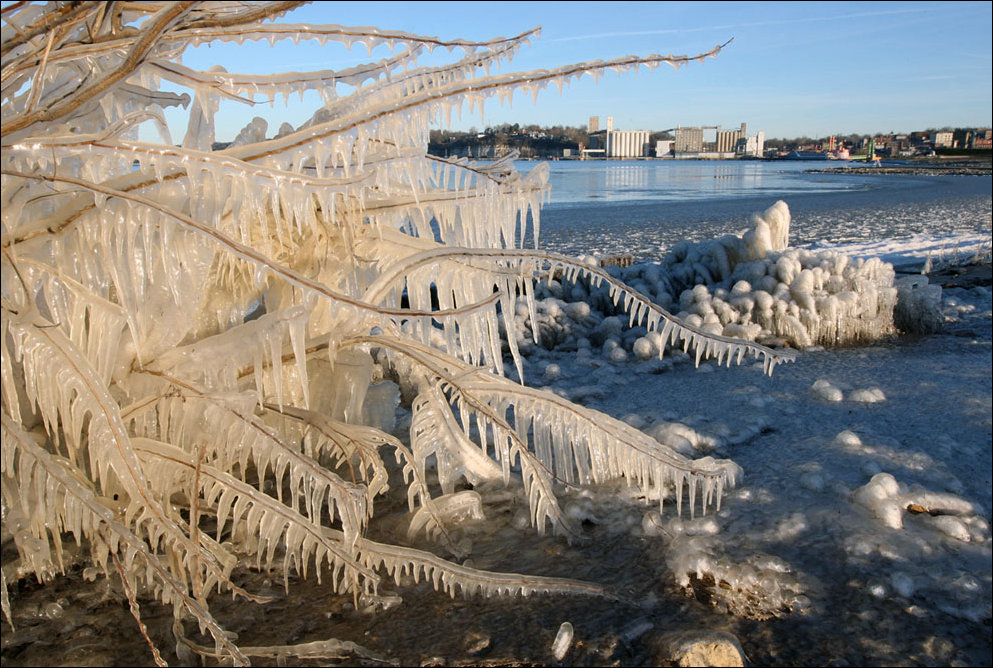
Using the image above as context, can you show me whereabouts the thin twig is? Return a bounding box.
[23,27,55,113]
[4,2,197,134]
[110,549,168,668]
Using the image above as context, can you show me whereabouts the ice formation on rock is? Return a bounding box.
[654,201,901,347]
[853,472,987,538]
[894,275,944,335]
[666,530,808,620]
[540,201,907,351]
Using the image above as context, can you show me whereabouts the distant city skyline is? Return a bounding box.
[146,1,992,142]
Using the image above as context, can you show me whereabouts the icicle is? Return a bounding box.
[288,312,310,410]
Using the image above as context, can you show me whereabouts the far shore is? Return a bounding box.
[812,153,992,176]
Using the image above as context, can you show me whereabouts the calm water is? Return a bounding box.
[513,160,992,262]
[520,159,872,205]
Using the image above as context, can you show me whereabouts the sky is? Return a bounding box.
[148,1,991,141]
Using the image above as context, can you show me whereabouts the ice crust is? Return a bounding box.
[494,206,990,639]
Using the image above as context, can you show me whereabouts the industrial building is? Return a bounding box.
[587,116,651,158]
[674,126,704,154]
[673,123,762,158]
[716,123,746,154]
[737,131,765,158]
[584,116,764,159]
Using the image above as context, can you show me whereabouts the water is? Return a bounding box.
[520,159,873,206]
[515,160,992,262]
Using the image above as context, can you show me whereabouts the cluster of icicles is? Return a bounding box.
[1,2,788,664]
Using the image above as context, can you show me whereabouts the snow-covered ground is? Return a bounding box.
[809,232,992,273]
[465,224,991,666]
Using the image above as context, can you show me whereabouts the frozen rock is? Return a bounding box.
[647,422,721,455]
[591,315,623,344]
[464,632,491,657]
[834,430,864,450]
[632,336,655,360]
[654,629,746,667]
[902,486,976,516]
[569,385,607,403]
[891,572,916,598]
[621,413,647,429]
[853,473,904,529]
[542,298,564,319]
[684,516,721,536]
[358,592,403,614]
[799,470,826,492]
[812,378,843,402]
[894,275,943,335]
[565,300,592,321]
[926,515,972,542]
[854,472,984,539]
[564,497,599,525]
[848,387,887,403]
[607,346,629,363]
[551,622,574,661]
[770,512,808,541]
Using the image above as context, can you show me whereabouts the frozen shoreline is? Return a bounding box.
[7,251,987,668]
[3,194,991,667]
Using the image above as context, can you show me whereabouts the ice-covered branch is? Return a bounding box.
[1,3,780,661]
[3,2,197,135]
[0,414,249,666]
[362,247,796,375]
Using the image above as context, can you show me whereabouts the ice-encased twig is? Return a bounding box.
[1,415,249,666]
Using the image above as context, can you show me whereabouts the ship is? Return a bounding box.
[782,149,832,160]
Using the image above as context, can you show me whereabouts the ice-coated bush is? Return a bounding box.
[658,201,899,347]
[1,2,793,663]
[548,201,904,351]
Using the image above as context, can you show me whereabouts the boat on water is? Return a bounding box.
[782,149,832,160]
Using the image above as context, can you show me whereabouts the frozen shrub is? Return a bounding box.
[1,3,792,663]
[894,275,944,335]
[654,201,899,347]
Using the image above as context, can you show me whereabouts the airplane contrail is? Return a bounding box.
[548,5,939,42]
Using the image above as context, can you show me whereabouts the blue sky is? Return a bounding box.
[163,1,991,141]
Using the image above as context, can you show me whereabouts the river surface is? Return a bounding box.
[515,160,991,262]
